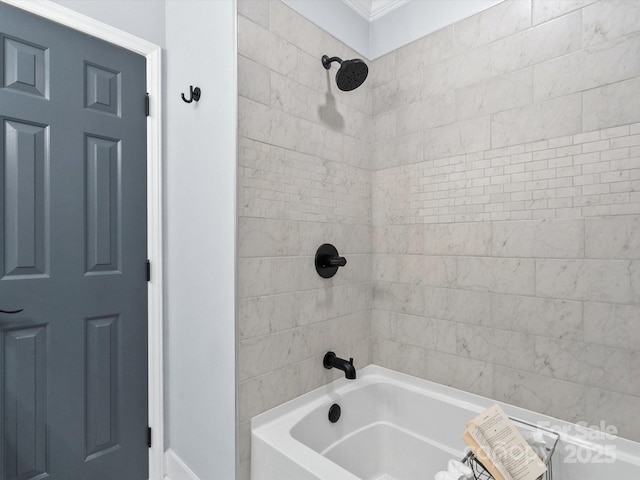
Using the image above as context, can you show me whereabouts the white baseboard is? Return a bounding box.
[164,449,201,480]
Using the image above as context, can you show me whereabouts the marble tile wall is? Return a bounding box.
[372,126,640,224]
[238,1,640,478]
[236,1,372,478]
[371,0,640,445]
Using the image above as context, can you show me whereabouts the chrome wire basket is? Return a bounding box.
[461,418,559,480]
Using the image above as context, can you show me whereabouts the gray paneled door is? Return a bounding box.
[0,3,148,479]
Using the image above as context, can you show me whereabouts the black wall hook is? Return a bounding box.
[181,85,201,103]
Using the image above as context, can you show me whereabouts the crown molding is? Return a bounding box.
[342,0,410,22]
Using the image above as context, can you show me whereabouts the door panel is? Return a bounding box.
[85,315,119,460]
[3,325,47,480]
[84,62,120,116]
[0,3,148,479]
[1,118,48,278]
[85,134,120,274]
[1,34,48,98]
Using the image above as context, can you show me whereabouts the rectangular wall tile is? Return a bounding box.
[585,388,640,442]
[424,223,493,256]
[586,215,640,259]
[373,282,424,317]
[299,283,372,326]
[454,0,531,52]
[491,93,582,148]
[421,56,461,98]
[490,294,583,341]
[369,51,396,88]
[373,225,426,255]
[583,0,640,47]
[456,324,535,371]
[532,0,596,25]
[237,15,297,79]
[399,91,456,135]
[238,420,251,464]
[372,70,422,116]
[238,292,300,340]
[423,286,491,325]
[493,366,587,423]
[534,33,640,101]
[395,26,453,78]
[457,257,536,295]
[492,218,584,258]
[374,311,457,355]
[268,1,324,57]
[237,0,269,28]
[239,311,369,381]
[456,69,533,121]
[534,337,640,396]
[237,257,272,299]
[373,254,456,287]
[372,131,423,169]
[583,77,640,131]
[238,97,297,150]
[371,338,428,379]
[371,309,392,338]
[490,10,583,75]
[295,118,345,163]
[536,259,640,303]
[424,116,491,160]
[238,218,300,257]
[344,134,374,170]
[584,302,640,350]
[426,350,494,398]
[238,55,271,106]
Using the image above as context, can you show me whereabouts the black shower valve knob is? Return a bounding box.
[326,255,347,267]
[315,244,347,278]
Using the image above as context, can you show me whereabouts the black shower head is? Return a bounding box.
[322,55,369,91]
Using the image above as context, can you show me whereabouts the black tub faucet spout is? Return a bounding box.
[323,351,356,379]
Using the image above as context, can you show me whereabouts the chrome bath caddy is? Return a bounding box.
[461,418,560,480]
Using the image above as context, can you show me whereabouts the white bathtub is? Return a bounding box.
[251,365,640,480]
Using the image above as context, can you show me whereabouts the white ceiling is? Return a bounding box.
[341,0,410,21]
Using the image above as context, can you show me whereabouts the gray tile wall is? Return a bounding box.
[237,1,372,478]
[238,0,640,478]
[371,0,640,445]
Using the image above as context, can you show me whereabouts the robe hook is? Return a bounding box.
[181,85,201,103]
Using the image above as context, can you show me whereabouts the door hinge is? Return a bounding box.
[147,426,152,448]
[145,93,150,117]
[146,260,151,282]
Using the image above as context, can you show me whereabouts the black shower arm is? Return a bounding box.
[322,55,343,69]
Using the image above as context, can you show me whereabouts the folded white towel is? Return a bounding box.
[434,471,457,480]
[447,459,473,479]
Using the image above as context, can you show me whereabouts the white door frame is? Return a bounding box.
[0,1,165,478]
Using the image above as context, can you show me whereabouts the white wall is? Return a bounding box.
[282,0,501,59]
[52,0,166,47]
[164,1,236,479]
[50,1,238,479]
[282,0,369,57]
[369,0,501,58]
